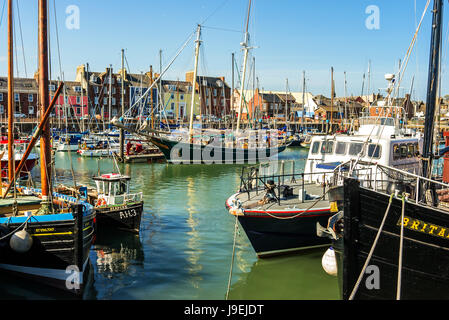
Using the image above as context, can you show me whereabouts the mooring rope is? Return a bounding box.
[225,214,239,300]
[349,193,394,300]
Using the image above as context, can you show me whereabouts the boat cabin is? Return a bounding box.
[304,111,423,183]
[93,173,132,206]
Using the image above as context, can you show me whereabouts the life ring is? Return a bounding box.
[96,198,106,207]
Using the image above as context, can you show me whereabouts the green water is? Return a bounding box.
[0,147,339,300]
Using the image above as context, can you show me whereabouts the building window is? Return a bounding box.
[28,94,33,102]
[94,97,99,105]
[0,93,3,101]
[180,94,184,100]
[112,98,116,105]
[49,85,56,91]
[76,96,81,104]
[94,87,99,94]
[171,94,175,100]
[214,89,217,96]
[14,93,19,102]
[0,105,4,114]
[74,86,82,93]
[29,106,34,115]
[112,87,116,94]
[103,97,108,105]
[170,103,175,110]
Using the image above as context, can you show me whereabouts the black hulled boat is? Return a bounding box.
[318,0,449,300]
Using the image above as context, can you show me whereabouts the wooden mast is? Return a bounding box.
[38,0,51,203]
[7,0,13,183]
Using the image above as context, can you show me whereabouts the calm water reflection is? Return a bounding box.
[1,147,338,300]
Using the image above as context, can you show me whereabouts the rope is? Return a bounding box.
[349,193,394,300]
[261,190,329,220]
[396,194,406,300]
[0,214,33,241]
[225,214,239,300]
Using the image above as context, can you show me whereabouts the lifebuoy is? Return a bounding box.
[96,198,106,207]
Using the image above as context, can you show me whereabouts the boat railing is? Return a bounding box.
[332,159,449,206]
[238,161,334,205]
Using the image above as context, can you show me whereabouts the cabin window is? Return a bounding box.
[320,141,334,154]
[367,144,381,159]
[407,143,415,158]
[393,144,401,160]
[400,144,407,158]
[311,141,320,154]
[335,142,347,155]
[349,143,364,156]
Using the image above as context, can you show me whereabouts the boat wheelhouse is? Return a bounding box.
[304,107,422,184]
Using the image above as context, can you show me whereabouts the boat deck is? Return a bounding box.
[232,182,330,214]
[0,194,42,216]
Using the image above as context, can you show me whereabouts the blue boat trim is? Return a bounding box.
[0,186,95,225]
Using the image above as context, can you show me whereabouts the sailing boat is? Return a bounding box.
[139,3,287,164]
[319,0,449,300]
[0,0,95,295]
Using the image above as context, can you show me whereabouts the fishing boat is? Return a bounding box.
[92,173,143,233]
[56,173,143,233]
[0,0,96,295]
[0,138,38,178]
[225,161,333,258]
[317,0,449,300]
[226,70,422,258]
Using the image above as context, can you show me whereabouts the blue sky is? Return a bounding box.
[0,0,446,101]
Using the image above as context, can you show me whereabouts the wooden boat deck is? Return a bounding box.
[0,194,42,216]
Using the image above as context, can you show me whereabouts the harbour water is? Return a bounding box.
[0,147,339,300]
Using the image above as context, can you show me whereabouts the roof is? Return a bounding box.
[92,173,131,181]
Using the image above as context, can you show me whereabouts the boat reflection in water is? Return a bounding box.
[227,248,339,300]
[92,228,144,277]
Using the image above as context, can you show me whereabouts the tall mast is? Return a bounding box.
[119,49,125,160]
[285,78,289,131]
[302,71,305,132]
[189,24,201,141]
[344,71,348,130]
[38,0,51,202]
[422,0,443,180]
[108,64,112,129]
[330,66,334,133]
[81,71,84,132]
[7,0,14,183]
[86,63,89,128]
[236,0,252,135]
[231,53,234,126]
[149,65,154,130]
